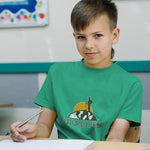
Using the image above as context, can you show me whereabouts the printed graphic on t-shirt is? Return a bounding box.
[60,97,104,128]
[68,97,97,121]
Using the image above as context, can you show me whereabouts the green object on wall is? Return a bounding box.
[0,61,150,73]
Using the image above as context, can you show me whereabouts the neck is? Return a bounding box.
[82,59,113,69]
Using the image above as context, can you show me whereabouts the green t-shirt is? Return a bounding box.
[34,60,143,141]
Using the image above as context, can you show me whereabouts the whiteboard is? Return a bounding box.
[0,0,48,28]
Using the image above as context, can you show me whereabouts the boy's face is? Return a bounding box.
[73,14,120,68]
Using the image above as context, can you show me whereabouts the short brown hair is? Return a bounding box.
[71,0,118,31]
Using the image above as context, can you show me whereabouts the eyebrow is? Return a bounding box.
[74,32,82,35]
[74,31,103,36]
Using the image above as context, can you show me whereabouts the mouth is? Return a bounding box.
[85,52,97,57]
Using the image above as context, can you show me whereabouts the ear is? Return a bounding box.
[112,28,120,44]
[73,32,76,37]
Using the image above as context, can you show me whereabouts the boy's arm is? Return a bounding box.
[10,107,56,142]
[36,107,57,138]
[106,118,130,142]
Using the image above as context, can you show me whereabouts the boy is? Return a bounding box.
[10,0,142,142]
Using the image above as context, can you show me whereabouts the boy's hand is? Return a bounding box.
[10,121,37,142]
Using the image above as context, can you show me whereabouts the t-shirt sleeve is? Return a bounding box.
[117,80,143,127]
[34,68,56,111]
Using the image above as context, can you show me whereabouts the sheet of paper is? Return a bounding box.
[0,139,93,150]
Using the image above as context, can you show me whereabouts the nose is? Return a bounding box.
[85,38,94,49]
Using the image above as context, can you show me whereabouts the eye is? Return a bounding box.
[95,34,102,38]
[77,36,85,39]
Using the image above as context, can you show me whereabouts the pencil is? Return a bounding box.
[5,109,44,136]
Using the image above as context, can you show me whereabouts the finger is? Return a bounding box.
[10,121,22,133]
[11,131,26,142]
[16,122,33,133]
[10,121,27,142]
[16,123,36,139]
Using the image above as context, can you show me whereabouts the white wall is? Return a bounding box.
[0,0,81,63]
[0,0,150,63]
[114,1,150,61]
